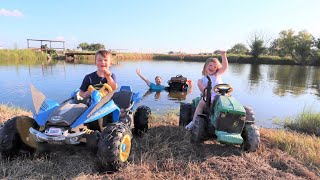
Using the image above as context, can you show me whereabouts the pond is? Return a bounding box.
[0,60,319,128]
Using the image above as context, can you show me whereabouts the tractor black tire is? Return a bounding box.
[191,115,207,143]
[97,123,132,171]
[0,116,38,158]
[244,106,255,124]
[242,124,260,152]
[179,103,193,126]
[133,105,151,135]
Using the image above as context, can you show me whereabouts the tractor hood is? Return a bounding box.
[216,96,246,115]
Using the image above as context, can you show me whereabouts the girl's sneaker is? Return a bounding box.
[185,121,194,130]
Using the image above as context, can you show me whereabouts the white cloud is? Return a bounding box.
[0,9,23,17]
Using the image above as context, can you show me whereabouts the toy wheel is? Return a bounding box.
[119,111,134,129]
[179,103,193,126]
[241,124,260,152]
[0,116,38,158]
[191,115,207,143]
[97,123,132,171]
[133,106,151,135]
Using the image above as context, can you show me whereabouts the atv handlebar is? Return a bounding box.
[87,83,113,98]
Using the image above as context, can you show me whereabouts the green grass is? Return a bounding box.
[0,49,47,65]
[261,128,320,168]
[284,110,320,136]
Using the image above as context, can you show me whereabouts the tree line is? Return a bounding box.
[227,29,320,65]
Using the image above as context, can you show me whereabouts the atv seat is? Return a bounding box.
[112,91,133,110]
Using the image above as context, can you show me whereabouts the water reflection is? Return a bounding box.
[268,65,311,97]
[248,64,262,89]
[142,90,190,101]
[1,60,320,128]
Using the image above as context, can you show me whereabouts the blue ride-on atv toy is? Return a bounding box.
[179,76,260,152]
[0,83,151,170]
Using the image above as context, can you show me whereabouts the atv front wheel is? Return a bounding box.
[191,115,207,143]
[241,124,260,152]
[97,123,132,171]
[0,116,38,158]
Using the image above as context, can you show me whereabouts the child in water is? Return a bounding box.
[136,68,166,91]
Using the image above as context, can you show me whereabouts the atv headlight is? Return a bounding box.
[220,113,226,118]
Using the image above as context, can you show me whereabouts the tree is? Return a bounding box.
[88,43,105,51]
[248,34,267,59]
[77,43,105,51]
[277,29,296,57]
[292,30,314,63]
[77,42,89,51]
[227,43,249,54]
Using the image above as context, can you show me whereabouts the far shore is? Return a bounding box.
[1,49,320,66]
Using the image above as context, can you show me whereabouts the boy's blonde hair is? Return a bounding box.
[202,58,222,75]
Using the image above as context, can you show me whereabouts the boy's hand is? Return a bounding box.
[104,69,112,78]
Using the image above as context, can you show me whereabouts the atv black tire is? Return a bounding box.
[0,116,38,158]
[119,111,134,129]
[241,124,260,152]
[191,115,207,143]
[179,103,193,126]
[133,105,151,135]
[97,123,132,171]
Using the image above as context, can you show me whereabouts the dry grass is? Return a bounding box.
[0,105,319,179]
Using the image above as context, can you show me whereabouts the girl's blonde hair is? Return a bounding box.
[202,58,222,75]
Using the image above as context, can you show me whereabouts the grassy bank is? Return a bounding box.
[153,54,297,65]
[0,50,47,65]
[284,110,320,136]
[0,104,319,179]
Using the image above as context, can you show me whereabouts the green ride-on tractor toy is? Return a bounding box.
[179,76,260,152]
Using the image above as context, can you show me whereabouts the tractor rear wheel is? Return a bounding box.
[179,103,193,126]
[191,115,207,143]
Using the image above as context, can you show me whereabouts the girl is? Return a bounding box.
[185,50,228,130]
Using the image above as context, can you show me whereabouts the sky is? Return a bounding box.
[1,0,320,53]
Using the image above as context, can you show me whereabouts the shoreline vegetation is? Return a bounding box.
[1,49,320,66]
[0,104,319,179]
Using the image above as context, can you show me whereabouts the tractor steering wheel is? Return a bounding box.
[213,84,234,96]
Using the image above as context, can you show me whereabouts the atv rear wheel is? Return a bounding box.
[97,123,132,171]
[0,116,38,158]
[179,103,193,126]
[191,115,207,143]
